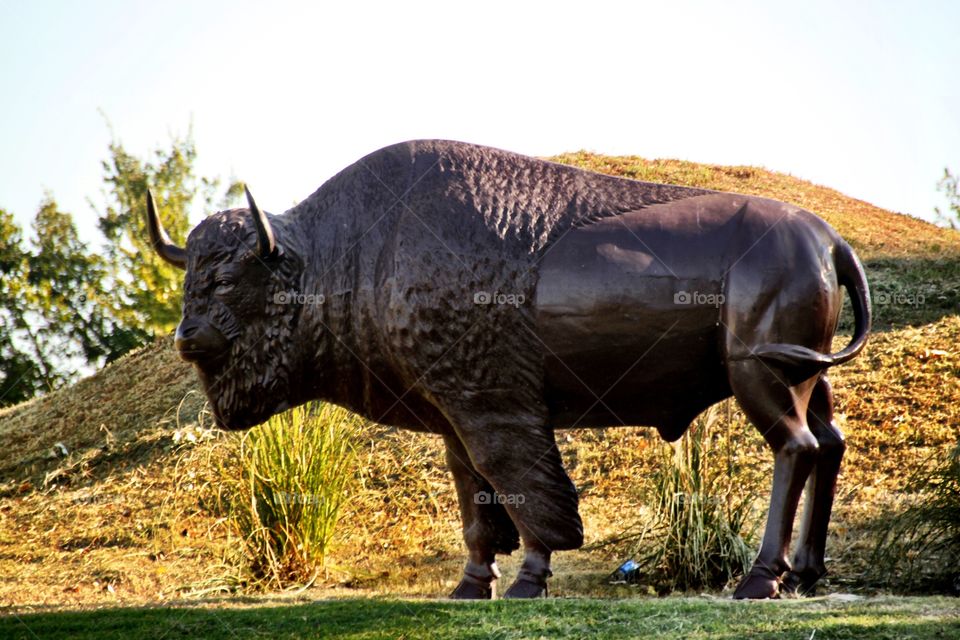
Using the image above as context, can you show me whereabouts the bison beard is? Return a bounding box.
[147,140,871,600]
[196,314,295,431]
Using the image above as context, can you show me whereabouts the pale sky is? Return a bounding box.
[1,0,958,245]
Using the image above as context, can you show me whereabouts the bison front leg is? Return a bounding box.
[444,434,520,599]
[446,407,583,599]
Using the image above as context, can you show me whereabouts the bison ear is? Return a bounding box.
[145,189,187,270]
[245,185,282,260]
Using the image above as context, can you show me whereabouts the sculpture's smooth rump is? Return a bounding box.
[146,140,870,599]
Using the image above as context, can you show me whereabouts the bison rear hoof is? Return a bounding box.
[780,569,823,597]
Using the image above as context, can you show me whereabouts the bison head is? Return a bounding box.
[147,188,304,430]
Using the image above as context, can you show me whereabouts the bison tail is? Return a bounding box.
[749,240,872,384]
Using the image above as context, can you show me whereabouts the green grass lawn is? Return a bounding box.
[3,596,958,639]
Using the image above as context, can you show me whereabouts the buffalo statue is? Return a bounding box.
[146,140,870,599]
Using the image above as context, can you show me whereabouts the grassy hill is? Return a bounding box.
[2,154,958,610]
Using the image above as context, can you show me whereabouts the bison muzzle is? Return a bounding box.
[146,140,870,599]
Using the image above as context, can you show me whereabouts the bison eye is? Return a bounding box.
[214,276,235,295]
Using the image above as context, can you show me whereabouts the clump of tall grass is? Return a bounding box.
[871,440,960,593]
[629,403,759,592]
[218,401,362,589]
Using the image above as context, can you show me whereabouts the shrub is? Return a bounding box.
[629,403,759,592]
[221,401,361,589]
[871,440,960,592]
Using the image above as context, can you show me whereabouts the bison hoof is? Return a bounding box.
[733,567,781,600]
[781,569,823,597]
[503,576,548,599]
[450,577,496,600]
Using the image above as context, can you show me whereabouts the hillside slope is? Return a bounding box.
[0,336,201,484]
[551,152,960,260]
[2,153,958,607]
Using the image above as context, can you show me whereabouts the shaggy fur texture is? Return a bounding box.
[278,140,712,423]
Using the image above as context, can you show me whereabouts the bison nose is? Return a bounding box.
[175,318,228,362]
[176,321,200,341]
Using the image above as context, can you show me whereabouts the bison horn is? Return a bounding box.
[145,189,187,269]
[245,186,277,259]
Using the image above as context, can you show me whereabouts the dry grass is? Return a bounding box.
[0,336,201,487]
[2,153,958,610]
[550,152,960,261]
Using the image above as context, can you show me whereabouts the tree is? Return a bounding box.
[28,197,148,367]
[0,208,49,404]
[935,168,960,229]
[0,132,237,405]
[0,334,43,407]
[0,199,146,406]
[96,133,218,336]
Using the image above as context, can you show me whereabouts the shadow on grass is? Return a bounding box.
[2,596,959,640]
[862,257,960,329]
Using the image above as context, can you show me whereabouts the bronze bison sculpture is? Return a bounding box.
[146,140,870,599]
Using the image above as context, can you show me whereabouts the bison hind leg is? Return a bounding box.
[726,358,820,600]
[781,375,845,596]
